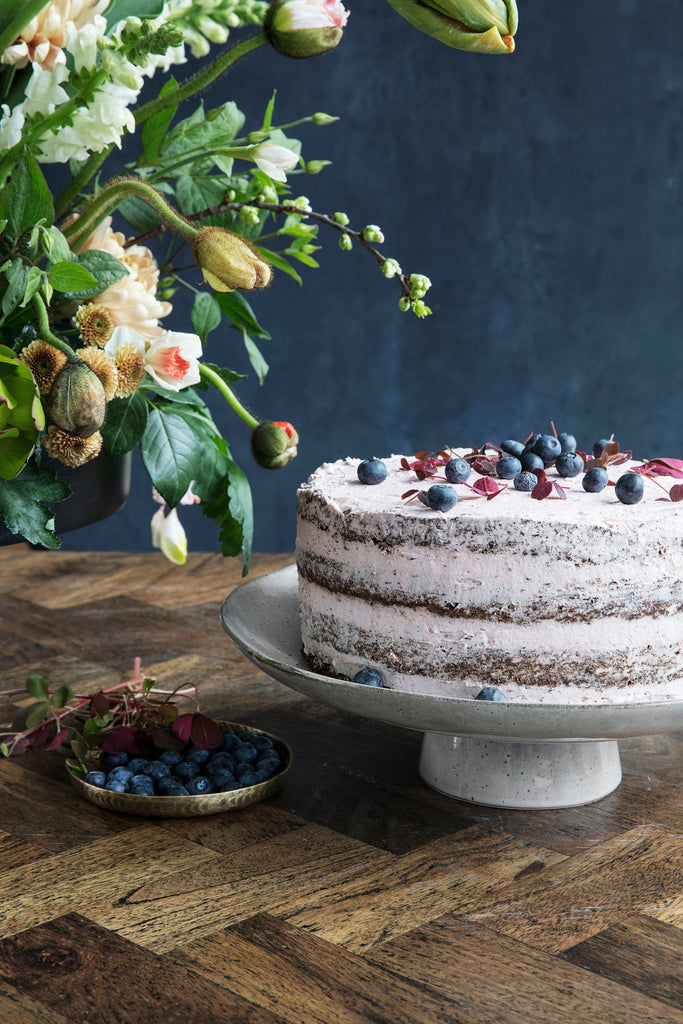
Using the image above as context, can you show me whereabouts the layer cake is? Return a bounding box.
[296,452,683,703]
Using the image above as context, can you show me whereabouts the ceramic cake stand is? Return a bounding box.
[220,565,683,810]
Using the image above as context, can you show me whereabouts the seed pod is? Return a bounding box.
[45,360,107,439]
[192,227,272,293]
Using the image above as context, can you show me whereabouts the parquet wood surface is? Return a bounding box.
[0,547,681,1024]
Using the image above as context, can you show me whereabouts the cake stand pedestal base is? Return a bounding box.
[419,734,622,809]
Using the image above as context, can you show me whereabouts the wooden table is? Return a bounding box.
[0,548,682,1024]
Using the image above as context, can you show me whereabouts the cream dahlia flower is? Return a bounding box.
[77,217,172,340]
[2,0,109,70]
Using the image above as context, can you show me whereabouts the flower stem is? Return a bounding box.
[55,149,110,220]
[63,178,197,249]
[32,294,78,359]
[199,363,258,430]
[134,32,268,128]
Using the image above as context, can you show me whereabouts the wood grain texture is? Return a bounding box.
[0,549,681,1023]
[563,914,683,1011]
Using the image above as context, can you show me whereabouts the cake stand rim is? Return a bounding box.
[220,564,683,742]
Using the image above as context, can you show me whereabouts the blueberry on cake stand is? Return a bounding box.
[221,565,683,810]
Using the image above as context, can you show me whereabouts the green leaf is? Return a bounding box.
[200,448,253,575]
[25,674,49,700]
[261,91,277,133]
[25,701,49,730]
[68,250,129,300]
[52,684,74,709]
[175,175,227,217]
[214,291,271,340]
[48,261,98,293]
[101,391,149,458]
[20,266,44,307]
[141,383,211,412]
[42,226,74,264]
[140,406,199,507]
[0,460,71,548]
[190,292,222,342]
[244,333,269,384]
[2,259,28,317]
[117,196,162,235]
[257,247,303,286]
[162,101,245,162]
[141,78,179,164]
[0,150,54,242]
[286,250,320,269]
[0,2,48,55]
[105,0,165,30]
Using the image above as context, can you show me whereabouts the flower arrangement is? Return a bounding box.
[0,0,517,569]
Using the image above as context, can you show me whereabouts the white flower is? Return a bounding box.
[66,15,106,72]
[1,0,109,70]
[21,63,69,118]
[273,0,350,31]
[105,325,203,391]
[0,104,25,149]
[251,143,299,183]
[151,506,188,564]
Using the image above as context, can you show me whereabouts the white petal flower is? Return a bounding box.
[106,326,203,392]
[273,0,350,31]
[1,0,109,70]
[22,63,69,118]
[251,143,299,183]
[0,104,25,149]
[151,506,188,565]
[66,16,105,72]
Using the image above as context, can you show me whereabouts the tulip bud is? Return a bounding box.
[265,0,349,58]
[192,227,273,292]
[45,360,107,439]
[251,420,299,469]
[386,0,517,54]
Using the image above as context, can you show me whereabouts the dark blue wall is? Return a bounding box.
[62,0,683,556]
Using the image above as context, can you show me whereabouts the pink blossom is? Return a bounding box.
[273,0,350,32]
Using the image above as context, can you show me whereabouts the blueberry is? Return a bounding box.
[558,432,577,454]
[185,746,212,765]
[615,472,644,505]
[84,771,106,787]
[257,755,283,774]
[524,433,541,449]
[128,773,154,791]
[582,466,609,493]
[533,434,562,463]
[235,761,257,777]
[220,731,240,752]
[252,736,274,752]
[218,780,242,792]
[107,767,134,784]
[444,458,471,484]
[520,451,544,473]
[126,758,150,774]
[129,783,154,796]
[500,440,525,457]
[353,668,385,687]
[104,779,127,793]
[233,741,258,764]
[426,484,457,512]
[174,761,201,782]
[238,772,261,788]
[593,438,611,458]
[252,769,273,784]
[145,760,171,781]
[474,686,508,702]
[101,752,128,771]
[156,778,190,796]
[514,471,538,492]
[240,731,262,746]
[186,776,213,795]
[158,750,183,767]
[207,753,236,774]
[210,769,237,789]
[496,456,522,480]
[357,458,387,485]
[555,452,584,478]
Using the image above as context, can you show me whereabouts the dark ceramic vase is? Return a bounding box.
[0,451,132,546]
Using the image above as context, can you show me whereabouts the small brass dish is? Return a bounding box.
[66,720,292,818]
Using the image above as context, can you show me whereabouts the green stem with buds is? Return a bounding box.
[62,178,197,249]
[32,294,78,360]
[199,362,258,430]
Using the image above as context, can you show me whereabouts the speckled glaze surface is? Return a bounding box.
[66,721,292,817]
[222,566,683,808]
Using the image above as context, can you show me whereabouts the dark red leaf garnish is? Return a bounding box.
[47,728,71,751]
[9,737,30,756]
[400,458,411,471]
[417,490,430,506]
[401,489,418,499]
[532,480,553,500]
[101,726,155,756]
[31,722,54,749]
[415,469,426,480]
[472,477,502,497]
[609,451,632,466]
[415,450,431,460]
[90,691,110,717]
[190,713,222,750]
[575,449,588,467]
[553,481,568,500]
[670,484,683,502]
[639,458,683,479]
[534,468,548,485]
[470,457,497,476]
[603,441,619,458]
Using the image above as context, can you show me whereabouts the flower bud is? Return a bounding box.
[332,211,349,226]
[45,360,107,439]
[251,420,299,469]
[247,130,270,144]
[381,258,402,279]
[265,0,349,58]
[386,0,517,54]
[338,234,352,251]
[408,273,432,298]
[192,227,273,292]
[411,299,432,317]
[238,205,261,225]
[398,296,411,312]
[312,112,338,125]
[362,224,385,243]
[305,160,331,174]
